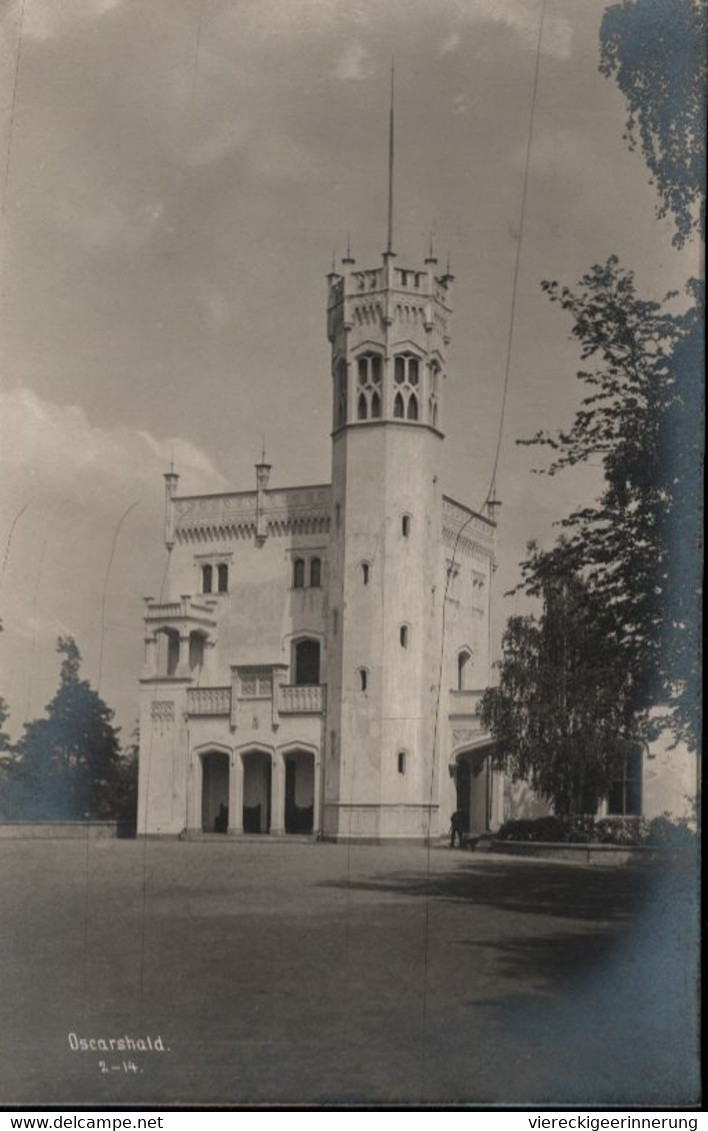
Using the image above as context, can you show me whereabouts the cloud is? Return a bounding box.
[0,386,228,502]
[332,40,373,82]
[451,0,572,60]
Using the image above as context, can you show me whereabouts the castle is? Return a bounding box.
[135,91,696,841]
[136,230,504,841]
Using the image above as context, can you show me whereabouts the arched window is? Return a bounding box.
[164,629,180,677]
[371,391,381,418]
[217,563,228,593]
[402,514,411,538]
[399,624,409,648]
[361,561,370,585]
[397,751,407,775]
[202,564,213,594]
[294,638,320,686]
[293,558,305,589]
[393,392,404,418]
[358,352,382,386]
[357,393,368,421]
[457,649,472,691]
[358,668,368,692]
[407,393,419,421]
[310,557,321,588]
[394,353,419,385]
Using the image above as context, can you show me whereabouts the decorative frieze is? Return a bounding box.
[174,485,331,544]
[151,701,174,735]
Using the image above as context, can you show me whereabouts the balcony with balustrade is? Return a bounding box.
[184,678,327,722]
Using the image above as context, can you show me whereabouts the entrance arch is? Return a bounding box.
[201,751,229,833]
[454,746,492,835]
[242,750,272,833]
[284,749,315,834]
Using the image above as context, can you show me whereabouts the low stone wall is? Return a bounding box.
[0,821,124,839]
[490,840,654,866]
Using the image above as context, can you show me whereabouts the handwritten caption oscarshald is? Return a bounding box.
[68,1033,170,1053]
[67,1033,171,1075]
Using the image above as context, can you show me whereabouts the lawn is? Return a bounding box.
[0,839,699,1107]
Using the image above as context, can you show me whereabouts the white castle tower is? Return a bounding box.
[323,77,457,838]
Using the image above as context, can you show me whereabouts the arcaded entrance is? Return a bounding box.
[284,751,314,834]
[242,751,271,833]
[201,752,229,833]
[455,750,490,835]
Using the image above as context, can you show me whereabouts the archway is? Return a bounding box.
[284,750,315,834]
[242,750,272,833]
[455,748,490,835]
[201,751,229,834]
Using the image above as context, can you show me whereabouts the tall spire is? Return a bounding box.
[386,59,395,257]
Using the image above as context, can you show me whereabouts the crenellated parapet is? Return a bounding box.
[172,485,332,545]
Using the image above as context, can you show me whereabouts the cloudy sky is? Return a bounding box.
[0,0,698,741]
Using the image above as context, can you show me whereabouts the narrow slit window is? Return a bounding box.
[310,557,321,588]
[399,624,409,648]
[217,563,228,593]
[402,514,411,538]
[361,562,370,585]
[397,751,406,775]
[293,558,305,589]
[202,564,213,594]
[358,668,368,692]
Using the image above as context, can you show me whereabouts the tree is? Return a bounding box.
[0,637,122,820]
[519,260,702,748]
[600,0,707,246]
[480,560,639,819]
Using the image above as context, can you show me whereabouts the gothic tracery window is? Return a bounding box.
[355,351,383,421]
[393,353,421,421]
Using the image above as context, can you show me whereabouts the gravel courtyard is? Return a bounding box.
[0,839,699,1107]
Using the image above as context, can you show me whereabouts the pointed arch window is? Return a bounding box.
[357,393,368,421]
[407,394,419,421]
[371,391,381,418]
[457,649,472,691]
[394,392,404,418]
[294,638,320,686]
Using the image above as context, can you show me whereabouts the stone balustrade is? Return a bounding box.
[279,684,326,714]
[187,686,232,716]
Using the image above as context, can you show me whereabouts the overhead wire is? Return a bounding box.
[418,0,548,1098]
